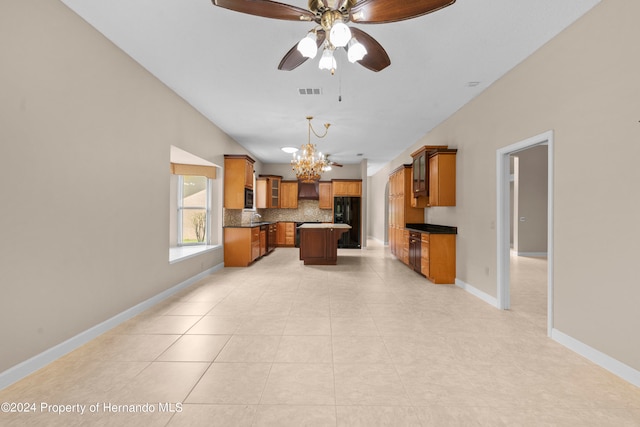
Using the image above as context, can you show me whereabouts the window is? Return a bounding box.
[177,175,211,245]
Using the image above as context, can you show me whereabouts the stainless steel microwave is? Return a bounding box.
[244,188,253,209]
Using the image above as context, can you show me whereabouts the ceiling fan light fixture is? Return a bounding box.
[347,38,367,63]
[297,32,318,58]
[318,48,337,73]
[329,20,351,47]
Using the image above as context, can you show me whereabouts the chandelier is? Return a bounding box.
[291,116,331,183]
[296,10,367,75]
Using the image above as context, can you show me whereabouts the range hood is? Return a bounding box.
[297,181,319,200]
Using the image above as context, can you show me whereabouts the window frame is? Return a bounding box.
[177,174,212,246]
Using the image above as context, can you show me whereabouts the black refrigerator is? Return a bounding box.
[333,196,361,248]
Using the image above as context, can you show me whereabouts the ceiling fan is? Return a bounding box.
[211,0,456,73]
[325,154,343,167]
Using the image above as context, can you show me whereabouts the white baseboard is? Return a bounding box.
[551,328,640,388]
[368,236,387,246]
[455,278,498,308]
[0,263,224,390]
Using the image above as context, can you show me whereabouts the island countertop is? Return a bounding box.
[297,223,351,229]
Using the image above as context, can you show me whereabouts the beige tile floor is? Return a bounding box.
[1,242,639,426]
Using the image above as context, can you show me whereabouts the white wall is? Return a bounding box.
[368,0,640,371]
[0,0,251,373]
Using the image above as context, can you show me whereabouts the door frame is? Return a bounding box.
[496,130,554,336]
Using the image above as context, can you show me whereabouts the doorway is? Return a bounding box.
[497,131,554,336]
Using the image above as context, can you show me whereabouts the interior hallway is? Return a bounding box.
[1,241,639,426]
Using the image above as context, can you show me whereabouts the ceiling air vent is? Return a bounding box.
[298,88,323,95]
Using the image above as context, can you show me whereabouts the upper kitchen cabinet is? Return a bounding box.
[224,154,255,209]
[410,146,457,207]
[280,181,298,209]
[318,181,332,209]
[428,150,457,206]
[332,179,362,197]
[256,175,281,209]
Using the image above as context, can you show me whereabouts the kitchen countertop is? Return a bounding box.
[405,223,457,234]
[223,221,275,228]
[298,223,351,229]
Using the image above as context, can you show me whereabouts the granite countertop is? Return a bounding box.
[223,221,275,228]
[298,223,351,229]
[405,223,457,234]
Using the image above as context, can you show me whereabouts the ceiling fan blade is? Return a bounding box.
[350,0,455,24]
[212,0,315,22]
[348,27,390,72]
[278,30,326,71]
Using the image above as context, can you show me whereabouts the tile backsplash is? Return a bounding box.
[224,200,333,226]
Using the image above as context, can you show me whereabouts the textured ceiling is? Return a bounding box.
[60,0,600,174]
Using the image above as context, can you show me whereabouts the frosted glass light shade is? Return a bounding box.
[329,21,351,47]
[318,49,337,71]
[347,38,367,63]
[296,33,318,58]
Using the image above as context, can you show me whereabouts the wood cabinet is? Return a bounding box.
[267,223,277,253]
[401,229,410,265]
[256,175,281,209]
[428,151,457,206]
[280,181,299,209]
[224,226,261,267]
[298,225,350,265]
[318,181,332,209]
[412,150,428,197]
[259,226,267,257]
[224,155,255,209]
[388,165,425,260]
[421,233,429,276]
[420,232,456,284]
[332,179,362,197]
[410,146,456,206]
[409,231,421,272]
[276,222,295,247]
[251,227,260,261]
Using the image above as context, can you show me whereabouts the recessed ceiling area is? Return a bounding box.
[60,0,600,175]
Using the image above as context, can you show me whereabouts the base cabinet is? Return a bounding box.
[422,234,456,284]
[298,227,348,265]
[420,233,456,284]
[267,223,277,253]
[225,227,262,267]
[251,228,260,262]
[276,222,295,247]
[259,226,267,257]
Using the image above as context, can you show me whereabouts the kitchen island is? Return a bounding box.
[298,223,351,265]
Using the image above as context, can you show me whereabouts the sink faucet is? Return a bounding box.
[250,212,261,226]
